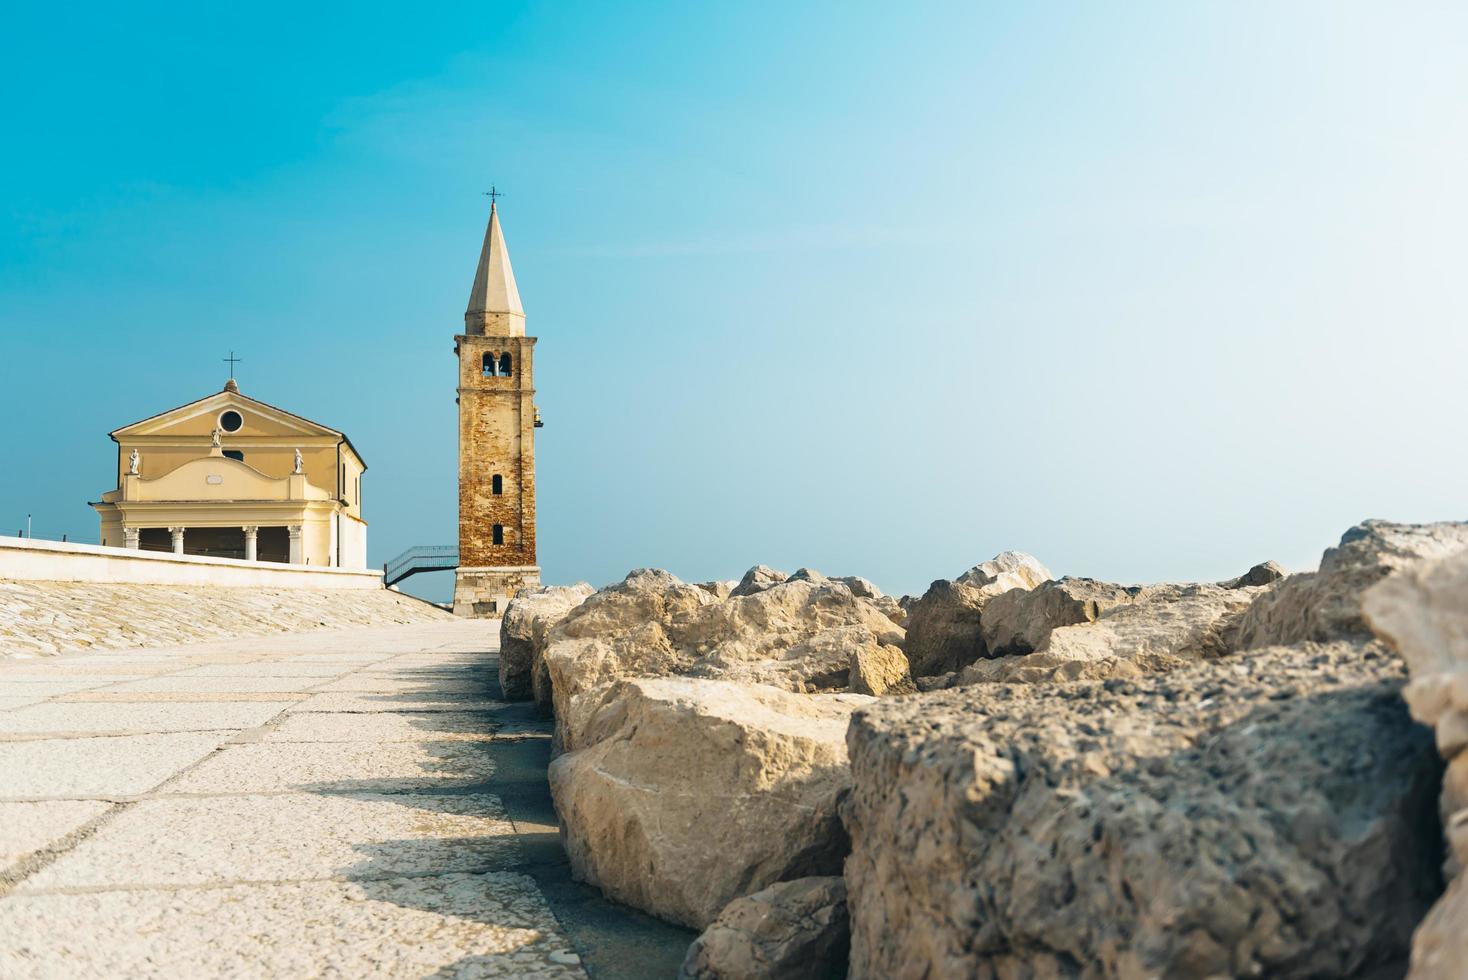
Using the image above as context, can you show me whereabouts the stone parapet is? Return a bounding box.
[0,536,382,589]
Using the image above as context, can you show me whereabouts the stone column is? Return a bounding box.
[169,527,185,555]
[243,526,258,562]
[123,527,140,550]
[287,525,303,564]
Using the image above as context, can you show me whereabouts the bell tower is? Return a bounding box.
[453,201,541,616]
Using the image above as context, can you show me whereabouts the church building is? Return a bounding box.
[453,201,541,615]
[91,379,369,568]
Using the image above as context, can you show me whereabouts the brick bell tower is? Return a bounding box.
[453,201,541,617]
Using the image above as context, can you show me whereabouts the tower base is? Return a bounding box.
[453,566,541,618]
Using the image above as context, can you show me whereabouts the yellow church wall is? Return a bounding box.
[100,383,369,569]
[115,441,341,489]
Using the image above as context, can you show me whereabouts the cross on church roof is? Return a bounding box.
[483,186,505,207]
[222,351,243,379]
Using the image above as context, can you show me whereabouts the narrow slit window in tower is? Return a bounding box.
[498,353,513,377]
[491,474,503,495]
[492,524,505,545]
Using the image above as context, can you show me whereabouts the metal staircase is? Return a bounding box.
[383,545,458,587]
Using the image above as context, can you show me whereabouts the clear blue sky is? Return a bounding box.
[3,2,1466,600]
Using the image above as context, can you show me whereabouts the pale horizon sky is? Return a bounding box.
[2,2,1465,600]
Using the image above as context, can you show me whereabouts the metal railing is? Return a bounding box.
[384,545,459,587]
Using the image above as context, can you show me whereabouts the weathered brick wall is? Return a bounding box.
[456,333,538,569]
[0,581,451,658]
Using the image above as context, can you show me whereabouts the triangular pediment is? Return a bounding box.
[113,388,342,440]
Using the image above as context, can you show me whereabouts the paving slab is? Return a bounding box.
[288,653,401,663]
[0,700,292,736]
[0,679,120,697]
[286,692,507,713]
[58,691,308,703]
[0,800,112,868]
[22,792,519,890]
[0,872,584,979]
[106,675,325,694]
[163,740,497,794]
[181,662,350,678]
[263,710,498,743]
[0,732,234,798]
[0,669,157,681]
[314,673,497,694]
[0,695,48,711]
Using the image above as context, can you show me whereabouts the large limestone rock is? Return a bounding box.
[548,678,873,930]
[903,551,1052,678]
[843,640,1440,979]
[1408,875,1468,980]
[902,581,987,678]
[1363,544,1468,978]
[957,583,1259,685]
[979,577,1147,658]
[730,565,789,597]
[849,644,914,696]
[1239,520,1468,649]
[542,568,903,751]
[497,583,594,704]
[955,550,1053,593]
[680,876,849,980]
[1364,546,1468,875]
[1223,560,1287,589]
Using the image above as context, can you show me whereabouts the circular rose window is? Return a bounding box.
[219,410,243,432]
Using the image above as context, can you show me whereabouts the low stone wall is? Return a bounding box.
[0,580,451,658]
[0,536,382,589]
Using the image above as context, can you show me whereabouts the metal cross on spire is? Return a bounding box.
[222,351,243,379]
[483,186,505,207]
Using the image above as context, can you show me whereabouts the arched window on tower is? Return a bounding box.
[498,352,513,377]
[491,474,503,495]
[492,524,505,545]
[482,353,494,376]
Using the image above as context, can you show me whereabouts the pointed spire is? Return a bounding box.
[464,203,525,335]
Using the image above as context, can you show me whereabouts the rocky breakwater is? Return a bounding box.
[839,520,1466,979]
[523,526,1468,978]
[844,641,1439,978]
[539,566,907,930]
[498,582,595,705]
[1364,536,1468,978]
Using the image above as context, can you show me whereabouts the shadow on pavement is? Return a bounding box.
[306,655,696,979]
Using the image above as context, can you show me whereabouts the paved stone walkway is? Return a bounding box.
[0,621,680,978]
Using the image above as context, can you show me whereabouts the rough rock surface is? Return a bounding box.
[697,581,738,600]
[548,678,872,930]
[542,568,903,751]
[1364,547,1468,874]
[843,640,1440,979]
[1224,560,1287,589]
[1239,520,1468,649]
[979,578,1147,658]
[955,551,1053,593]
[904,552,1051,678]
[956,583,1259,685]
[902,581,988,679]
[0,580,451,659]
[498,583,595,705]
[1408,875,1468,980]
[1363,545,1468,977]
[849,645,914,697]
[679,876,849,980]
[730,566,789,598]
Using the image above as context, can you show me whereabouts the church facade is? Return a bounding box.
[453,202,541,616]
[91,379,369,568]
